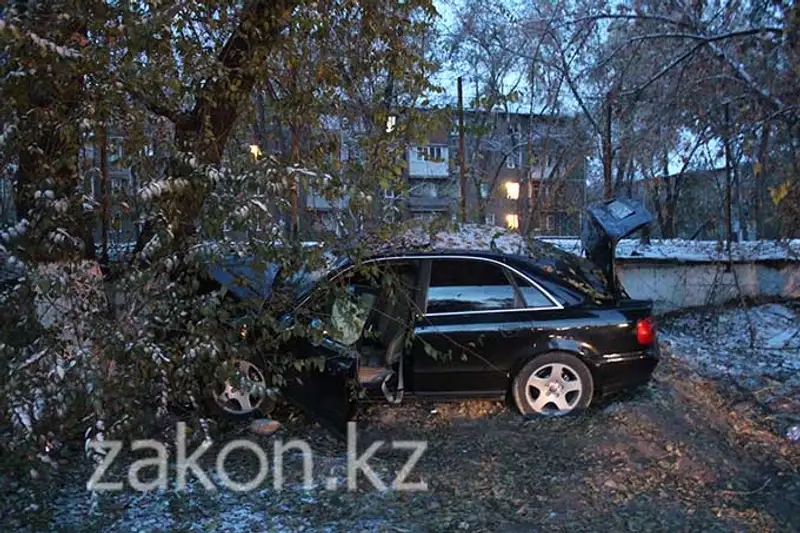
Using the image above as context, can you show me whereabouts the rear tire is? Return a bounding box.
[512,352,593,417]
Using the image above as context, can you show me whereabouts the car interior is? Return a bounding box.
[354,264,419,395]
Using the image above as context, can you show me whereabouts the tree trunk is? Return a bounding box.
[614,146,627,196]
[99,123,109,264]
[134,0,297,256]
[651,179,666,237]
[602,97,613,200]
[724,103,736,246]
[754,122,770,238]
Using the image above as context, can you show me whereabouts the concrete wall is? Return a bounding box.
[617,260,800,314]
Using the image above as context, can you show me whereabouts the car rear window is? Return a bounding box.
[523,240,612,302]
[510,272,554,308]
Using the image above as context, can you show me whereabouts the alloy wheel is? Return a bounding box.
[524,362,583,415]
[213,359,273,416]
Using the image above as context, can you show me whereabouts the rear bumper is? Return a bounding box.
[590,343,660,397]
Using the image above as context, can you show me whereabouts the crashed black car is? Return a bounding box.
[205,199,659,435]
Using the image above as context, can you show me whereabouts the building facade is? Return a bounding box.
[399,110,587,235]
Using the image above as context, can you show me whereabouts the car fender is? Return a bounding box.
[509,336,601,382]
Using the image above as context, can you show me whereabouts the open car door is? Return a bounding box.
[581,198,653,301]
[279,279,379,439]
[280,336,358,439]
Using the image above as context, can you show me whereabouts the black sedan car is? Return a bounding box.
[207,199,659,435]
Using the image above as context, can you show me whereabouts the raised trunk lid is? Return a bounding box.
[581,199,653,301]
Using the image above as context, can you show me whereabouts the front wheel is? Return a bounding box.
[207,359,278,420]
[512,352,593,416]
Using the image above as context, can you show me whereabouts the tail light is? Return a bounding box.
[636,317,655,345]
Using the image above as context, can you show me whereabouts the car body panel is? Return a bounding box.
[206,256,280,300]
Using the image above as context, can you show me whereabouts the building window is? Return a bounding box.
[505,213,519,230]
[504,181,520,200]
[416,145,444,162]
[385,115,397,133]
[450,120,461,136]
[416,182,438,198]
[479,183,490,198]
[110,172,132,194]
[108,137,125,168]
[506,151,523,169]
[485,213,496,225]
[546,214,555,232]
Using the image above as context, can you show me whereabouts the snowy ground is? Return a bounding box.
[659,301,800,435]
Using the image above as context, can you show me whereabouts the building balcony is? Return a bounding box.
[407,196,453,212]
[407,146,450,178]
[305,192,349,211]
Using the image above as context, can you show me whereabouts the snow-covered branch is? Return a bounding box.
[0,19,81,59]
[708,41,787,112]
[138,178,191,202]
[0,119,17,152]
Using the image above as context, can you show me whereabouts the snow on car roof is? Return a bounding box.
[373,223,537,257]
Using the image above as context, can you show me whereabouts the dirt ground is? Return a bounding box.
[2,311,799,532]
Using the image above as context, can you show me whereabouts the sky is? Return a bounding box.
[430,0,727,178]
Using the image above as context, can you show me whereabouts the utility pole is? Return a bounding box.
[602,92,613,201]
[724,102,735,250]
[98,122,109,264]
[458,76,467,223]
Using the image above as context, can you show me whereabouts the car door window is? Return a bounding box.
[310,272,379,347]
[426,259,519,314]
[511,272,555,308]
[328,289,377,346]
[317,262,420,348]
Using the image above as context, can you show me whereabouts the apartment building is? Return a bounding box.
[404,110,587,235]
[300,110,587,236]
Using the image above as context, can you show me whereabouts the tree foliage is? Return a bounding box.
[0,0,440,469]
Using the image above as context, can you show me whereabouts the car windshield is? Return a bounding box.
[283,251,346,298]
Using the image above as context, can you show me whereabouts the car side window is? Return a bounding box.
[314,262,420,347]
[307,271,379,347]
[328,288,377,346]
[426,259,518,314]
[511,272,555,308]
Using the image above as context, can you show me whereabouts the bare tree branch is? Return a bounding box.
[625,27,784,44]
[127,89,186,125]
[619,42,705,98]
[707,41,787,112]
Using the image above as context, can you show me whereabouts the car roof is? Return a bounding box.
[342,247,610,305]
